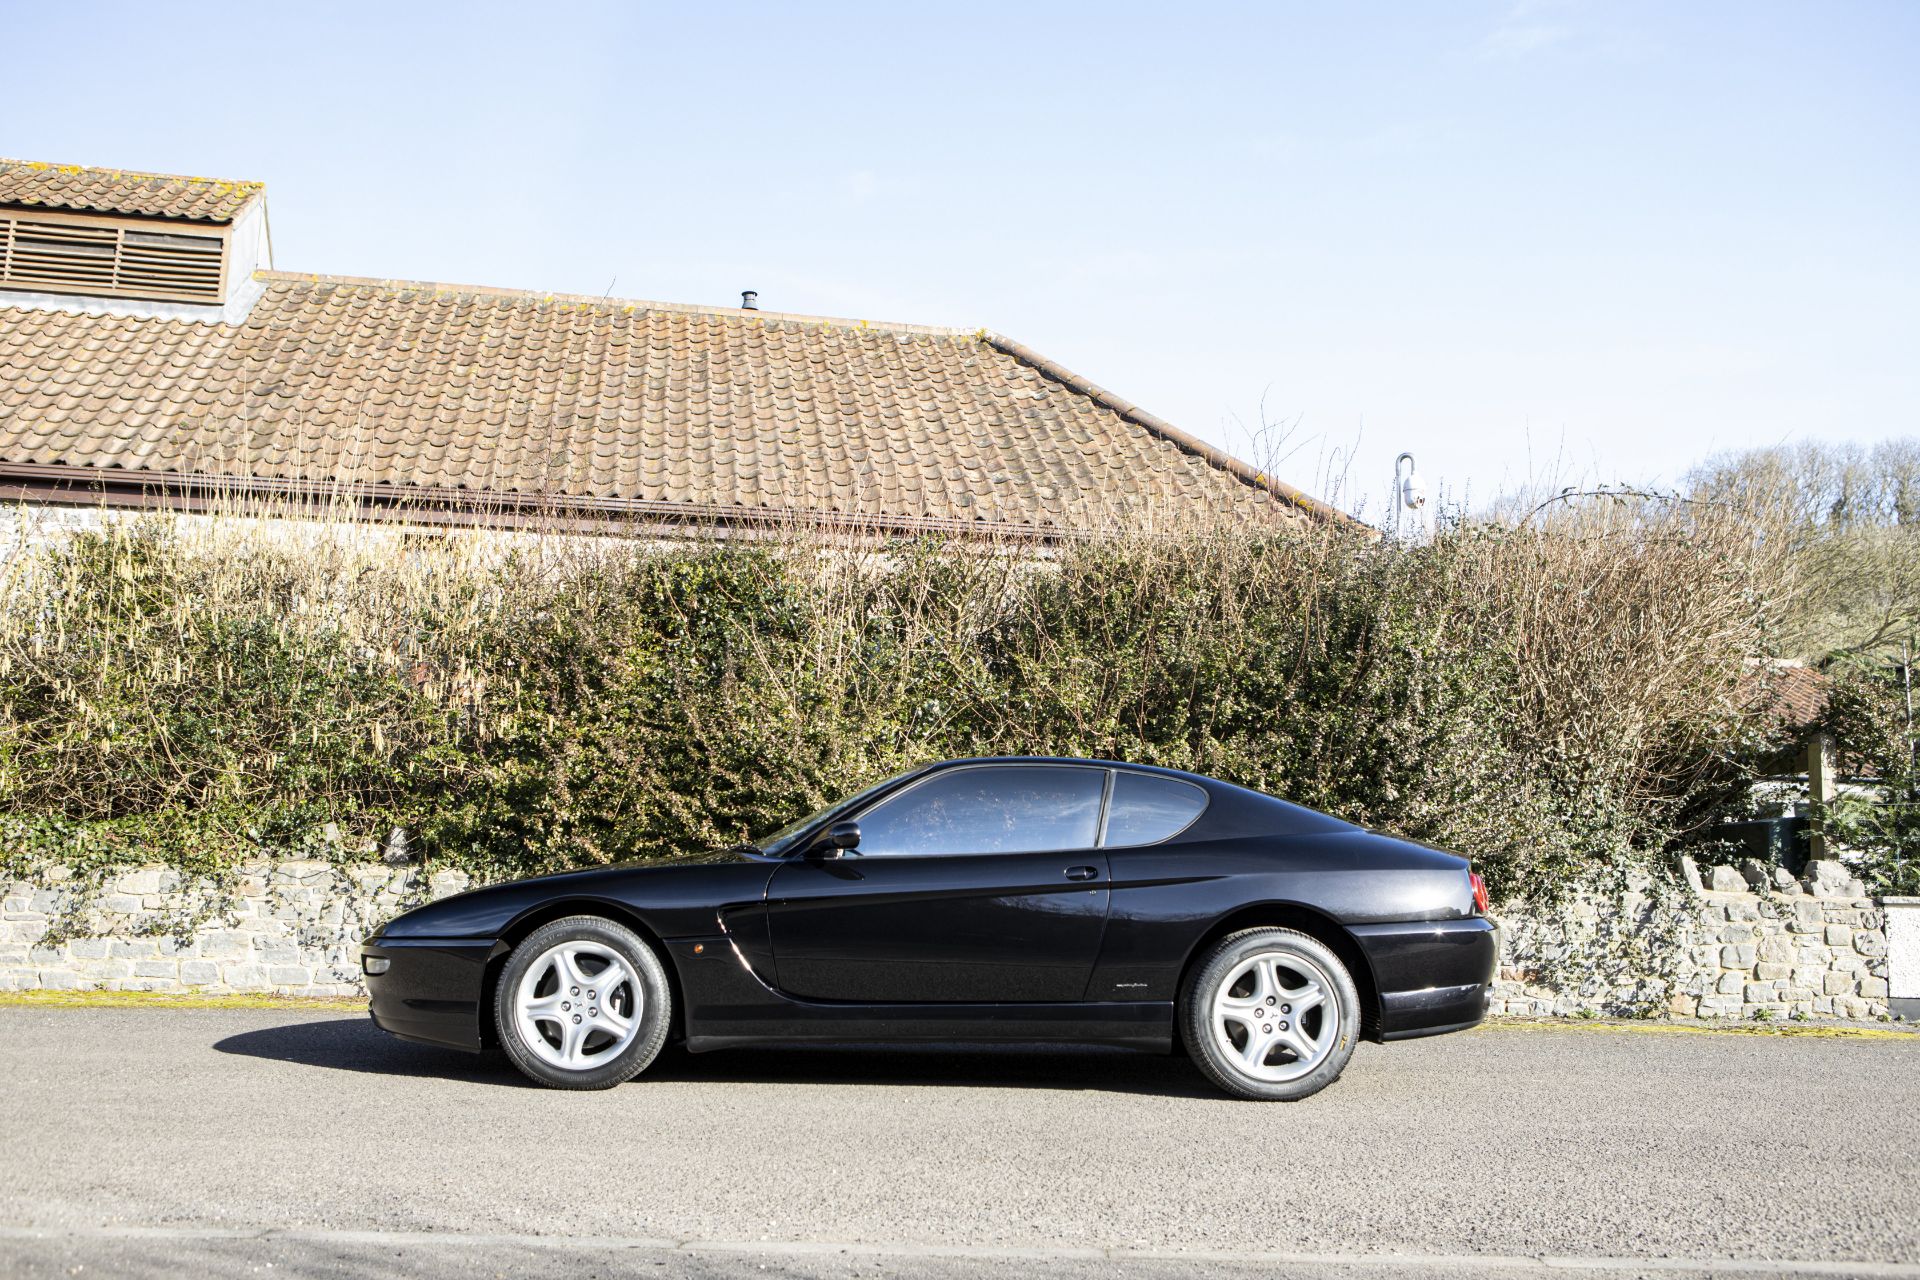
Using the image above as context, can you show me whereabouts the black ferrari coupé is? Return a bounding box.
[362,758,1496,1100]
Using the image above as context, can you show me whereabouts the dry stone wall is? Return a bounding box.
[1491,858,1891,1022]
[0,857,1897,1021]
[1,861,471,997]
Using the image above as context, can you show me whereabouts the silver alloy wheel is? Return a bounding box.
[513,940,644,1071]
[1210,949,1339,1083]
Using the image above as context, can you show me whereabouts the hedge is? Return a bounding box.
[0,504,1781,900]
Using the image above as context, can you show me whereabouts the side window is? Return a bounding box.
[855,766,1106,857]
[1102,772,1207,847]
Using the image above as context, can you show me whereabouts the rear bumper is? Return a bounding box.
[1348,917,1498,1041]
[1375,983,1493,1041]
[361,935,503,1053]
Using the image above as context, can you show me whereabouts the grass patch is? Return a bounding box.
[1482,1015,1913,1040]
[0,989,364,1012]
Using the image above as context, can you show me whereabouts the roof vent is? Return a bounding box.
[740,290,758,310]
[1,213,227,304]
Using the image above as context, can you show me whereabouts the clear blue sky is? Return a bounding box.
[9,1,1916,517]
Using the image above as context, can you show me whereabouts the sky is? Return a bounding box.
[7,1,1916,519]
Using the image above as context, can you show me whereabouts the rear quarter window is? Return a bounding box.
[1101,772,1208,847]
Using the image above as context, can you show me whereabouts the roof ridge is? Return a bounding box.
[252,270,978,338]
[0,157,265,193]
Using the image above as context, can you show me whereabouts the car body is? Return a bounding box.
[362,757,1497,1098]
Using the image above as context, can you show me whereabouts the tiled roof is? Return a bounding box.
[0,159,262,224]
[0,272,1340,535]
[1741,660,1831,737]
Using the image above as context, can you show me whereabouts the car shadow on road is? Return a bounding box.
[213,1018,1218,1097]
[212,1018,533,1086]
[647,1041,1218,1098]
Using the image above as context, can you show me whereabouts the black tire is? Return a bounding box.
[493,915,671,1091]
[1180,927,1360,1101]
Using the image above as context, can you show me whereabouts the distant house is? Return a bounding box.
[1746,660,1833,768]
[0,159,1345,541]
[1741,658,1839,857]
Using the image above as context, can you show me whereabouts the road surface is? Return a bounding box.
[0,1007,1914,1278]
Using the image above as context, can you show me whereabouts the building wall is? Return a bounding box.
[0,502,108,562]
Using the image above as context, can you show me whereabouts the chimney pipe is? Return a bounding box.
[740,290,759,310]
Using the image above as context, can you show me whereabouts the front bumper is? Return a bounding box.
[1348,916,1498,1041]
[361,935,504,1053]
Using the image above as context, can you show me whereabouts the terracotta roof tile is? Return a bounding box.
[1741,661,1831,736]
[0,271,1340,535]
[0,159,262,224]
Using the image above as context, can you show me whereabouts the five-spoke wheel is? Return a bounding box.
[1210,949,1340,1082]
[1182,927,1359,1100]
[494,915,669,1090]
[512,940,644,1071]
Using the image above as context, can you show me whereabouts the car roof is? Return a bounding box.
[927,756,1211,781]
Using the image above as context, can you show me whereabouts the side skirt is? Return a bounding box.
[684,1001,1175,1053]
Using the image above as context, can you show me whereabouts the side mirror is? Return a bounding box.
[806,820,861,860]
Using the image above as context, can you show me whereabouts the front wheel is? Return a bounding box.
[1181,927,1359,1101]
[494,915,671,1090]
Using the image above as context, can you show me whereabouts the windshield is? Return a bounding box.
[755,768,926,856]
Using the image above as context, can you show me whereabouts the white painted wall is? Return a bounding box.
[0,502,107,565]
[1887,898,1920,1005]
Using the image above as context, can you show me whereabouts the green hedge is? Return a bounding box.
[0,511,1776,899]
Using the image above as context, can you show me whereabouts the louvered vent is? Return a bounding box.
[0,211,227,304]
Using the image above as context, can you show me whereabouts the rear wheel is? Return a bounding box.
[494,915,670,1090]
[1181,927,1359,1101]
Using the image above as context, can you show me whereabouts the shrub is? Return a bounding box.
[0,496,1780,901]
[1821,653,1920,895]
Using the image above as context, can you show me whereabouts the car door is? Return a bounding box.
[763,764,1112,1004]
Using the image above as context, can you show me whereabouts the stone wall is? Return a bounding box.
[1491,858,1891,1022]
[0,857,1897,1021]
[1,861,471,997]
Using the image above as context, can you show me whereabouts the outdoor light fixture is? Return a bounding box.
[1393,451,1427,537]
[1399,461,1427,510]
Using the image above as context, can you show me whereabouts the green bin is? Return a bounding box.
[1704,817,1811,875]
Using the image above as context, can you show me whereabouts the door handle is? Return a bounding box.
[1064,865,1099,881]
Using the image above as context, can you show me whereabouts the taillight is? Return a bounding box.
[1469,870,1489,915]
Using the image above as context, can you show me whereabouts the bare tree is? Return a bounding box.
[1688,439,1920,658]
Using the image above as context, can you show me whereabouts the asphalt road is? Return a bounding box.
[0,1009,1915,1280]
